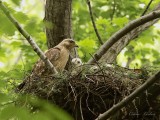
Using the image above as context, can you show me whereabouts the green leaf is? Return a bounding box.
[11,0,21,6]
[10,41,22,47]
[14,12,29,23]
[7,69,24,80]
[78,38,97,61]
[0,49,6,58]
[0,105,32,120]
[0,93,9,103]
[0,12,16,36]
[113,17,129,27]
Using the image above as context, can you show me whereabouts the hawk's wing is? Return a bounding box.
[31,48,60,76]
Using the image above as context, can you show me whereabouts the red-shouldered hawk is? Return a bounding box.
[32,38,78,77]
[16,39,78,91]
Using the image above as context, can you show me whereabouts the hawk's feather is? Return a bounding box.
[32,48,61,76]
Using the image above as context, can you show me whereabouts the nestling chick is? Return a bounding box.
[71,58,83,75]
[71,58,83,67]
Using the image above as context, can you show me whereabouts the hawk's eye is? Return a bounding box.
[69,40,74,43]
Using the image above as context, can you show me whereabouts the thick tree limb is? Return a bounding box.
[86,0,103,45]
[99,4,160,64]
[0,1,58,74]
[95,71,160,120]
[88,10,160,64]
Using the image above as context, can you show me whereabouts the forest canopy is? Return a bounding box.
[0,0,160,120]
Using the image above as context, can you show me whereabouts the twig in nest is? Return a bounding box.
[80,95,84,120]
[89,53,106,81]
[86,92,96,115]
[85,74,95,83]
[132,99,139,118]
[99,95,107,109]
[69,82,77,101]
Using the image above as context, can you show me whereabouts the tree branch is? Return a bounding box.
[86,0,103,45]
[99,4,160,64]
[110,0,116,21]
[0,1,58,74]
[95,71,160,120]
[141,0,154,16]
[87,10,160,64]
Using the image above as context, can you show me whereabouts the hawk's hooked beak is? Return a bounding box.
[74,43,79,48]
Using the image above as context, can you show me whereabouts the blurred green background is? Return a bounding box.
[0,0,160,119]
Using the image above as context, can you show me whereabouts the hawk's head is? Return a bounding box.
[60,38,78,50]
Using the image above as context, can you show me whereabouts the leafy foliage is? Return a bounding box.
[0,0,160,119]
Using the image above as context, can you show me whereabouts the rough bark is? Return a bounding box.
[100,4,160,63]
[44,0,72,49]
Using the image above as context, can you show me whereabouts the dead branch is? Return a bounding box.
[95,71,160,120]
[86,0,103,45]
[88,9,160,64]
[0,1,57,74]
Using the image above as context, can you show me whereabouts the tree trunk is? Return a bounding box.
[44,0,72,49]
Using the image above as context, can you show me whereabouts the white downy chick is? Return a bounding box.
[71,58,83,67]
[71,58,83,75]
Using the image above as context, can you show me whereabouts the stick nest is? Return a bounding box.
[18,64,151,120]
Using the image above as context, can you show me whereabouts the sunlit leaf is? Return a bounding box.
[113,17,129,27]
[11,0,21,6]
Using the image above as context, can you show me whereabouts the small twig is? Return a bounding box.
[85,74,95,83]
[86,92,96,115]
[69,82,77,101]
[110,0,116,21]
[0,1,57,74]
[99,95,107,109]
[141,0,154,16]
[89,53,106,81]
[86,0,103,45]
